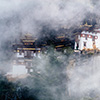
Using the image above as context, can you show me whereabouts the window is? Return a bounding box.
[85,35,87,40]
[84,42,86,47]
[31,43,33,45]
[76,43,79,50]
[92,36,95,41]
[25,43,28,45]
[24,43,27,45]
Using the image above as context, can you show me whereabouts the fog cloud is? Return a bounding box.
[0,0,95,39]
[1,0,100,100]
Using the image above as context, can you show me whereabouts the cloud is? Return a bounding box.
[0,0,94,38]
[0,1,100,99]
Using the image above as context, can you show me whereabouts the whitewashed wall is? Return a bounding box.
[74,31,100,51]
[95,33,100,49]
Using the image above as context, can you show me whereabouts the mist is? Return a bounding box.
[0,0,93,72]
[0,0,95,38]
[67,55,100,99]
[1,0,100,100]
[15,50,100,100]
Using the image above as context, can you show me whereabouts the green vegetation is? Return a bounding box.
[0,75,38,100]
[0,47,99,100]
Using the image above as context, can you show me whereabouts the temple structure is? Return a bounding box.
[14,33,41,59]
[8,33,41,77]
[74,24,100,53]
[7,32,73,78]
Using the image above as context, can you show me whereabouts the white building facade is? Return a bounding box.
[74,29,100,52]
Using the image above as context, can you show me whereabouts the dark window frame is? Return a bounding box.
[84,42,86,47]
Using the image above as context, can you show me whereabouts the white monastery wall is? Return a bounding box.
[75,30,100,51]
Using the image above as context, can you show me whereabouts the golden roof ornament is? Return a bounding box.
[80,22,92,28]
